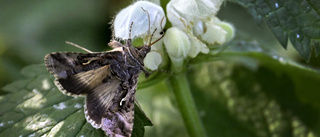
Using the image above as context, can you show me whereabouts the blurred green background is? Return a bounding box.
[0,0,132,89]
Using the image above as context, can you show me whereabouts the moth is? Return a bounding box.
[44,19,164,136]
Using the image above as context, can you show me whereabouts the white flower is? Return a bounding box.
[113,1,166,70]
[194,17,234,45]
[164,0,232,61]
[163,27,191,72]
[113,0,234,72]
[114,1,166,40]
[188,34,209,57]
[166,0,223,30]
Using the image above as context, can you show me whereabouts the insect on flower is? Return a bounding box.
[44,7,165,137]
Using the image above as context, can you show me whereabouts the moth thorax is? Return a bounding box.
[138,45,151,58]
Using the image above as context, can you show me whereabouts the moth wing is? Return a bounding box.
[45,52,112,78]
[85,76,135,137]
[45,51,135,136]
[44,52,119,95]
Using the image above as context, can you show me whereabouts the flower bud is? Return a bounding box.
[218,21,235,43]
[144,51,162,71]
[163,27,191,72]
[201,22,227,44]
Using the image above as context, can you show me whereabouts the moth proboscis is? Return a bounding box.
[44,13,165,137]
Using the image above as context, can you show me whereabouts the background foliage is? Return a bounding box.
[1,0,320,137]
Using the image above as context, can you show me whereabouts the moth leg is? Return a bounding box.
[120,98,126,106]
[120,85,136,107]
[82,61,92,65]
[83,60,93,65]
[82,57,102,65]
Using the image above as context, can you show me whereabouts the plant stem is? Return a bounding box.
[167,72,206,137]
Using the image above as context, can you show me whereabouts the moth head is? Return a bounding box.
[138,45,151,59]
[139,27,165,60]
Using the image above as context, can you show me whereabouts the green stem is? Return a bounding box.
[167,72,206,137]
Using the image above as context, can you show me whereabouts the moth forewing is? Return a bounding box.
[44,42,150,137]
[44,52,118,96]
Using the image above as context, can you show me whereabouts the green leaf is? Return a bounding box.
[190,41,320,136]
[188,62,259,137]
[232,0,320,60]
[0,64,152,137]
[132,105,153,137]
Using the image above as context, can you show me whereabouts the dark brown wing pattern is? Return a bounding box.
[45,52,135,137]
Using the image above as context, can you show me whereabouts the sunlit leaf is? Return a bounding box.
[0,64,152,137]
[232,0,320,60]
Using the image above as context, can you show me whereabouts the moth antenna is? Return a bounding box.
[149,17,166,46]
[141,7,151,45]
[110,17,116,41]
[127,22,134,47]
[129,22,133,39]
[148,28,157,45]
[65,41,93,53]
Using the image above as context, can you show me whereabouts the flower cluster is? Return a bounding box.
[113,0,234,72]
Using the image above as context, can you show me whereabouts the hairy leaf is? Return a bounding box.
[232,0,320,60]
[0,64,152,137]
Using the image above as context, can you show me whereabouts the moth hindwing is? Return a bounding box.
[44,39,152,137]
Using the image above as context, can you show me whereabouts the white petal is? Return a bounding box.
[171,0,221,20]
[114,1,166,39]
[166,2,188,30]
[163,27,190,59]
[201,22,227,44]
[166,0,223,30]
[163,27,191,72]
[188,34,209,58]
[217,21,235,43]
